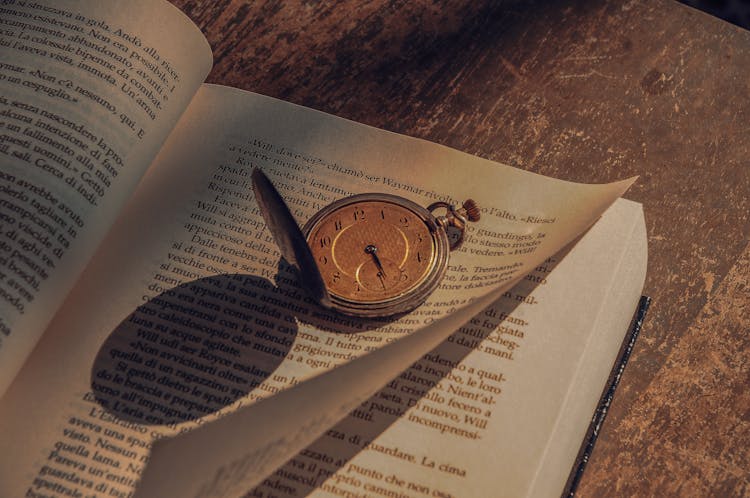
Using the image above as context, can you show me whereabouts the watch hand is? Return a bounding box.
[364,244,386,277]
[377,271,387,290]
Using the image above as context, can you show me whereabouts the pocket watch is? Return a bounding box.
[251,169,479,317]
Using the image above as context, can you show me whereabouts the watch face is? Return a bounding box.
[252,169,458,317]
[304,195,445,313]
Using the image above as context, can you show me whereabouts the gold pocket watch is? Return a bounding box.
[251,169,479,317]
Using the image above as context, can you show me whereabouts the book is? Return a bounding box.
[0,1,647,497]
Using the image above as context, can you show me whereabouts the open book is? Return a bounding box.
[0,1,647,497]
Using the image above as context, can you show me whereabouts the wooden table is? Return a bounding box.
[169,0,750,495]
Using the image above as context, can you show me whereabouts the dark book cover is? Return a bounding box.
[562,295,651,497]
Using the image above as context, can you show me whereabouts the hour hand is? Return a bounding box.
[364,244,386,276]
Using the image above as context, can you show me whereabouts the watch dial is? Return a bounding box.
[306,200,436,303]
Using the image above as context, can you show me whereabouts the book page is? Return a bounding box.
[0,0,212,395]
[527,200,646,498]
[165,199,645,498]
[0,84,632,498]
[138,201,646,498]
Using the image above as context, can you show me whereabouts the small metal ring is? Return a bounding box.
[428,202,466,250]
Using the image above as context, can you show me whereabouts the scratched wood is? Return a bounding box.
[169,0,750,495]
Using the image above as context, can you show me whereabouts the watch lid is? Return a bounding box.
[250,168,331,308]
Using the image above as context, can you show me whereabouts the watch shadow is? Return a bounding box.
[90,260,401,426]
[90,271,298,426]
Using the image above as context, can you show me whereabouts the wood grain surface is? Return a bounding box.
[168,0,750,496]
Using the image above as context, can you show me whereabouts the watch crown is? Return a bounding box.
[462,199,481,222]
